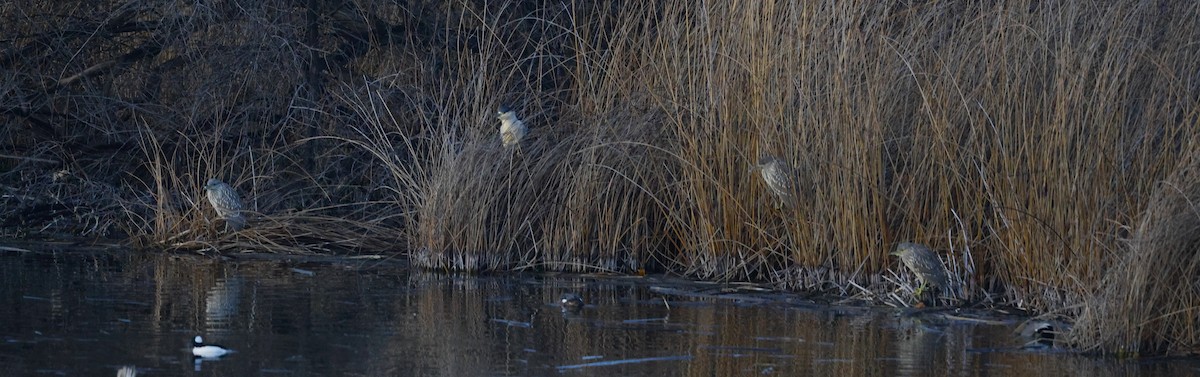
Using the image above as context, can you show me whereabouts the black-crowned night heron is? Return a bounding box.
[753,155,796,206]
[497,106,527,148]
[560,293,584,312]
[890,242,950,299]
[204,178,246,232]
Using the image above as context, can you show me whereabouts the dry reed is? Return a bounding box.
[1071,150,1200,356]
[2,0,1200,356]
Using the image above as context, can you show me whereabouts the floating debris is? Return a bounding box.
[621,317,669,324]
[489,318,532,328]
[698,345,784,354]
[290,268,315,276]
[557,355,694,370]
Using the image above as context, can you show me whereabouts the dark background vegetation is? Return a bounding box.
[2,0,1199,356]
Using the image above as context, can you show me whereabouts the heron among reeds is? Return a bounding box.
[204,178,246,232]
[497,106,527,149]
[752,155,796,207]
[890,242,950,300]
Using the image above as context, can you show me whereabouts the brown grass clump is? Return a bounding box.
[1071,150,1200,357]
[121,117,400,254]
[408,104,673,272]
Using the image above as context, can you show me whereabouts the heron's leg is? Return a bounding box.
[506,144,525,161]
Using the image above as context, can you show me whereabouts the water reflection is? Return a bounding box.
[0,248,1197,376]
[204,274,241,328]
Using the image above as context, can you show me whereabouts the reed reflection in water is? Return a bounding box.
[0,248,1196,376]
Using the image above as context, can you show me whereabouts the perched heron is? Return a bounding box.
[890,242,951,299]
[204,178,246,232]
[497,106,527,148]
[560,293,584,312]
[753,155,796,206]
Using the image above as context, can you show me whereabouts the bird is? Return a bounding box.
[890,242,951,301]
[560,293,584,312]
[752,155,797,206]
[497,105,527,149]
[192,336,233,358]
[1018,321,1056,349]
[204,178,246,232]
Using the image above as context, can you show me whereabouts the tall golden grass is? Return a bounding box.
[2,0,1199,355]
[1070,150,1200,357]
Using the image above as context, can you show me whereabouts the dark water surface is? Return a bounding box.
[1,247,1197,376]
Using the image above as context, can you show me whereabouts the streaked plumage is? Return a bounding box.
[754,155,796,204]
[204,178,246,232]
[890,242,951,297]
[498,106,527,148]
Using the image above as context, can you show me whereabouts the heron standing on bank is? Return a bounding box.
[498,106,527,149]
[753,155,796,207]
[890,242,951,300]
[204,178,246,232]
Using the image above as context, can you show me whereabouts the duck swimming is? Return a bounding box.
[560,293,584,312]
[192,336,232,358]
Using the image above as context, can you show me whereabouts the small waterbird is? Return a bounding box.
[1018,321,1056,349]
[192,336,232,358]
[560,293,584,312]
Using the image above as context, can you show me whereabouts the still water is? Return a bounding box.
[1,247,1197,376]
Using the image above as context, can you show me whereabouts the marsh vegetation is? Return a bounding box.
[2,0,1198,356]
